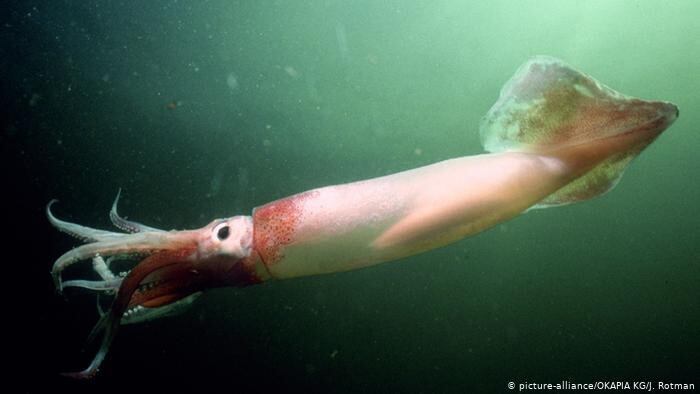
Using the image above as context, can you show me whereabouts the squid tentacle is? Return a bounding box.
[60,256,123,291]
[47,200,127,243]
[119,292,202,325]
[48,192,184,292]
[50,232,171,291]
[50,224,195,292]
[92,255,116,280]
[62,278,123,291]
[63,248,195,379]
[109,189,165,234]
[49,193,206,378]
[95,290,203,325]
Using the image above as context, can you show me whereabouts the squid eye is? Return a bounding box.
[215,224,230,240]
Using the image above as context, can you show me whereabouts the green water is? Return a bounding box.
[5,0,698,392]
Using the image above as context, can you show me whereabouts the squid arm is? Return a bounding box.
[48,56,678,378]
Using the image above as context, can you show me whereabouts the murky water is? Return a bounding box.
[5,1,698,392]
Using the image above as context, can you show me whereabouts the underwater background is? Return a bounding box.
[4,0,698,392]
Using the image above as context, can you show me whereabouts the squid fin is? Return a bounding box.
[479,56,677,207]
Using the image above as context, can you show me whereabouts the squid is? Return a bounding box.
[49,56,678,378]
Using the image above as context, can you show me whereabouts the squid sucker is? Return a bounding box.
[48,56,678,378]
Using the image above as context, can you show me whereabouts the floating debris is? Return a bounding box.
[284,65,300,79]
[166,100,183,110]
[226,72,239,90]
[335,22,349,61]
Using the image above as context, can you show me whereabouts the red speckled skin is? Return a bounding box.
[252,190,319,268]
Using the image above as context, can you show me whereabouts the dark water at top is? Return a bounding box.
[4,1,698,392]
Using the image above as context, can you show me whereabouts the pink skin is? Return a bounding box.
[253,102,675,280]
[48,57,678,378]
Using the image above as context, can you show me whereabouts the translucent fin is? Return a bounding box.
[534,147,640,208]
[481,56,677,207]
[480,56,639,152]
